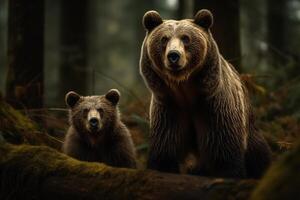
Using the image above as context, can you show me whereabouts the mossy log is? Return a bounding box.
[0,143,256,200]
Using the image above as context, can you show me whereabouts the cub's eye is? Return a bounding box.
[161,36,169,46]
[97,108,104,115]
[181,35,190,45]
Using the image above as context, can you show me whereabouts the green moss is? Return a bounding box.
[0,143,153,200]
[251,140,300,200]
[0,99,60,148]
[0,143,259,199]
[0,99,37,142]
[197,179,256,200]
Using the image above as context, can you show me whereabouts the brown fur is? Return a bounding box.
[140,10,271,178]
[62,89,136,168]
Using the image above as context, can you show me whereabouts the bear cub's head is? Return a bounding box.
[65,89,120,137]
[143,9,213,82]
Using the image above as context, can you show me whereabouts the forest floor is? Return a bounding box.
[0,82,300,199]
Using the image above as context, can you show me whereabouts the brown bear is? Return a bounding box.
[62,89,137,168]
[140,9,271,178]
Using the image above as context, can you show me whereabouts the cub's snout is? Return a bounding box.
[87,109,101,132]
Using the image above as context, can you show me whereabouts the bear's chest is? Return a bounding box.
[168,82,210,136]
[168,81,204,110]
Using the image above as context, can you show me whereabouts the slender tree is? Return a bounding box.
[134,0,155,48]
[239,0,266,73]
[267,0,287,67]
[178,0,186,19]
[194,0,241,71]
[60,0,88,96]
[6,0,45,108]
[132,0,155,81]
[0,0,8,94]
[178,0,194,19]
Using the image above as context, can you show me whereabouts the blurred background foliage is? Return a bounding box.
[0,0,300,164]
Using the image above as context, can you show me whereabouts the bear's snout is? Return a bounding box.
[167,50,181,64]
[164,37,187,71]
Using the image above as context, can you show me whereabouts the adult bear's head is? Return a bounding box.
[142,9,214,82]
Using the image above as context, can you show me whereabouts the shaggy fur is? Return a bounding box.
[140,10,271,178]
[62,90,136,168]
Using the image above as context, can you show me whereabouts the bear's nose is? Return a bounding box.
[89,118,99,128]
[167,50,181,64]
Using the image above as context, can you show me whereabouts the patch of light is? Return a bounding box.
[165,0,178,9]
[289,0,300,9]
[296,10,300,20]
[258,41,268,52]
[289,0,300,20]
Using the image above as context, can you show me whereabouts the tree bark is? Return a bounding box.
[6,0,45,108]
[0,143,256,200]
[60,0,88,96]
[194,0,241,71]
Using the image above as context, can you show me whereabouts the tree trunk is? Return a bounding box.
[60,0,88,96]
[0,0,8,94]
[0,143,257,200]
[178,0,194,19]
[178,0,186,19]
[194,0,241,71]
[6,0,45,108]
[132,0,155,82]
[267,0,287,71]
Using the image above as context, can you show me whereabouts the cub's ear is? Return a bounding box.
[105,89,120,106]
[65,91,81,108]
[143,10,163,32]
[194,9,213,29]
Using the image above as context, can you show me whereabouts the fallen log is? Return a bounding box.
[0,143,256,200]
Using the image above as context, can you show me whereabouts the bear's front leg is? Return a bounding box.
[202,139,247,178]
[108,142,137,169]
[213,155,247,178]
[147,98,185,173]
[245,130,272,178]
[62,127,90,161]
[148,151,179,173]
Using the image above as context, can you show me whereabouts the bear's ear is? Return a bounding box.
[143,10,163,32]
[194,9,213,29]
[105,89,120,106]
[65,91,81,108]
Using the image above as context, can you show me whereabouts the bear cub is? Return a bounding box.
[62,89,136,168]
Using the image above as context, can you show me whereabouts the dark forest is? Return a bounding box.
[0,0,299,199]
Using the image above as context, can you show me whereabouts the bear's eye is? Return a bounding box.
[181,35,190,45]
[97,108,104,115]
[161,36,169,46]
